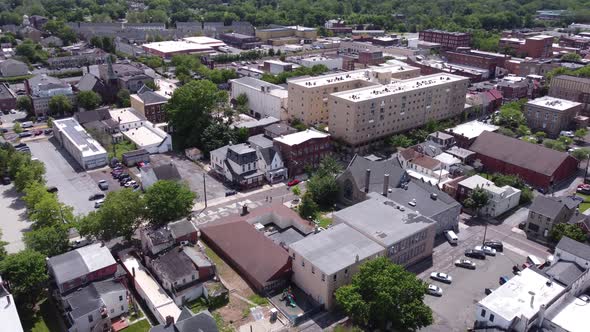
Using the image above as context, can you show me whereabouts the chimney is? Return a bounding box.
[538,304,547,327]
[132,267,136,278]
[364,169,371,193]
[382,174,389,197]
[165,315,174,326]
[6,294,10,305]
[529,291,536,308]
[355,254,359,263]
[241,204,249,216]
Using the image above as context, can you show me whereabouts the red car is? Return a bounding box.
[287,179,300,187]
[33,130,42,136]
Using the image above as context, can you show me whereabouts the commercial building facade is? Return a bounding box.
[25,74,77,116]
[549,75,590,115]
[328,73,469,152]
[219,32,261,49]
[457,175,521,217]
[130,90,169,123]
[230,77,288,120]
[524,96,581,137]
[419,30,471,49]
[273,129,331,176]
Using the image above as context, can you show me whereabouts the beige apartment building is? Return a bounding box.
[524,96,581,137]
[287,62,420,125]
[549,75,590,115]
[328,73,469,151]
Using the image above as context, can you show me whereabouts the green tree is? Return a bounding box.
[558,135,573,146]
[388,134,414,150]
[14,160,45,192]
[16,96,33,115]
[76,91,102,110]
[200,121,237,154]
[0,250,48,304]
[23,224,69,257]
[315,155,343,178]
[117,89,131,107]
[144,180,196,226]
[550,224,586,243]
[298,192,319,220]
[575,128,588,142]
[235,93,248,107]
[562,53,582,62]
[543,139,566,152]
[145,80,159,91]
[48,95,73,116]
[22,182,53,210]
[535,131,547,142]
[516,124,531,137]
[335,257,432,330]
[306,175,340,207]
[0,229,7,262]
[166,80,226,149]
[79,189,145,241]
[292,186,301,196]
[572,148,590,162]
[463,187,489,215]
[28,194,74,229]
[496,101,526,129]
[12,122,22,134]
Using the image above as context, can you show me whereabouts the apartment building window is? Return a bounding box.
[119,295,123,301]
[88,315,94,323]
[322,274,325,281]
[333,274,337,281]
[480,309,486,318]
[311,266,315,274]
[489,314,495,322]
[302,260,305,267]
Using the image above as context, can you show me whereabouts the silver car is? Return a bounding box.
[430,272,452,284]
[426,284,443,296]
[475,245,497,256]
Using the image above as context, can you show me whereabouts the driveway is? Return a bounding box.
[0,184,31,253]
[28,139,102,215]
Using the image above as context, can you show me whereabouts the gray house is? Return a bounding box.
[337,154,407,205]
[0,59,28,77]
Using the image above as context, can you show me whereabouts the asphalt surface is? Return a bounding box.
[28,138,102,215]
[0,184,30,253]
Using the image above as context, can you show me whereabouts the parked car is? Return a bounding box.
[2,176,11,185]
[33,130,42,136]
[465,249,486,260]
[88,193,105,201]
[518,221,526,229]
[483,240,503,252]
[430,272,452,284]
[499,276,510,285]
[46,186,58,193]
[475,245,497,256]
[94,199,105,208]
[44,128,53,135]
[579,294,590,303]
[485,288,494,295]
[577,184,590,194]
[225,190,237,197]
[124,180,137,187]
[455,259,476,270]
[13,143,27,149]
[287,179,300,187]
[98,180,108,191]
[19,131,32,138]
[426,284,443,297]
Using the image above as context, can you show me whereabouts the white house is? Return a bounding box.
[110,108,173,154]
[248,134,288,183]
[458,175,521,217]
[230,77,288,120]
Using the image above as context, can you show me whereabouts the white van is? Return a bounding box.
[21,121,34,128]
[526,255,542,267]
[444,230,458,245]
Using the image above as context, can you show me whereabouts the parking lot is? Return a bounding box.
[418,223,532,332]
[0,184,31,253]
[28,139,103,215]
[144,153,228,203]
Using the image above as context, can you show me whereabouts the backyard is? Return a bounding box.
[120,319,151,332]
[18,296,63,332]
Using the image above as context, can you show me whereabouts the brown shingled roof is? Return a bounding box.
[469,131,575,176]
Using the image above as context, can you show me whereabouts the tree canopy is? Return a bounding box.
[335,257,432,330]
[48,95,73,116]
[0,250,48,304]
[144,180,196,226]
[463,187,489,215]
[77,91,102,110]
[550,224,587,243]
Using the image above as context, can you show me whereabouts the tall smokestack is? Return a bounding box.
[383,174,390,197]
[364,169,371,193]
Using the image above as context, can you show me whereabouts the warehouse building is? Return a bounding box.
[230,77,288,120]
[53,118,108,170]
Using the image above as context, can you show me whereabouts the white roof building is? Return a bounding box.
[526,96,582,112]
[109,108,172,154]
[545,296,590,332]
[458,175,521,217]
[182,36,226,48]
[446,120,499,140]
[53,118,108,169]
[0,275,24,332]
[274,128,330,146]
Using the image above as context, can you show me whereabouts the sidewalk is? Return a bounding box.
[193,182,286,211]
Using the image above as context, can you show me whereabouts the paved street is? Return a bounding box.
[28,138,101,215]
[0,184,30,253]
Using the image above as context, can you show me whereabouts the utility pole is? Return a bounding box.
[203,174,207,209]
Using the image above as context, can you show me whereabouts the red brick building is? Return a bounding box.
[130,89,168,123]
[444,50,508,78]
[0,83,16,112]
[469,131,579,191]
[273,129,331,176]
[419,30,471,49]
[499,35,553,58]
[47,243,118,294]
[559,36,590,49]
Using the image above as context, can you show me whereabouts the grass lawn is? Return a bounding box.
[120,319,151,332]
[247,294,269,306]
[317,215,332,228]
[204,245,223,267]
[108,139,137,160]
[19,296,63,332]
[187,297,209,313]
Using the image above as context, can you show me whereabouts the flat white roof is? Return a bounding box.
[143,41,213,54]
[288,63,418,88]
[459,175,513,195]
[527,96,581,111]
[265,59,292,66]
[123,125,167,147]
[529,34,553,40]
[479,268,565,322]
[274,128,329,146]
[332,73,467,102]
[110,108,143,124]
[0,276,23,332]
[120,253,181,322]
[447,120,499,139]
[434,152,461,165]
[182,36,226,47]
[549,296,590,332]
[54,118,107,158]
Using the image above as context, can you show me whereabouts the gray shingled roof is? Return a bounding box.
[152,164,182,181]
[341,154,407,193]
[544,260,585,286]
[556,236,590,262]
[151,249,197,281]
[138,90,168,104]
[76,73,100,91]
[168,219,197,239]
[387,179,460,218]
[529,195,579,220]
